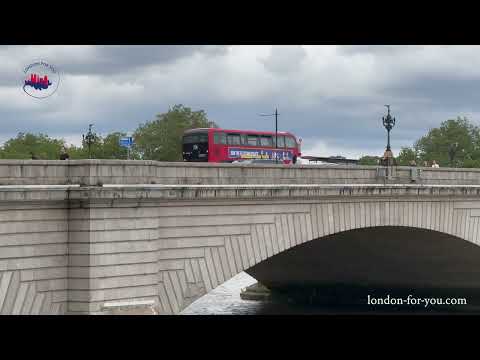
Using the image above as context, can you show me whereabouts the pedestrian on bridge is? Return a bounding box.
[59,147,70,160]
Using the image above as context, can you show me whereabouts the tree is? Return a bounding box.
[67,145,88,159]
[414,117,480,167]
[0,133,65,159]
[101,132,131,159]
[67,132,137,160]
[358,155,380,165]
[396,147,418,166]
[133,104,218,161]
[67,132,102,159]
[463,158,480,168]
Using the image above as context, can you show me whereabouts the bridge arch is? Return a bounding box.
[158,198,480,314]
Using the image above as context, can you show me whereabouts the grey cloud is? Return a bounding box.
[63,45,228,76]
[0,45,229,92]
[0,71,23,87]
[386,75,480,111]
[337,45,423,56]
[262,45,307,74]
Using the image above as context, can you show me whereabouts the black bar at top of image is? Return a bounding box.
[1,4,480,44]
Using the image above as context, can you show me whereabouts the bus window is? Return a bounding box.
[247,135,258,146]
[260,135,273,147]
[240,134,247,145]
[183,134,207,143]
[227,133,241,145]
[214,132,226,144]
[274,135,285,148]
[183,135,195,144]
[285,136,296,148]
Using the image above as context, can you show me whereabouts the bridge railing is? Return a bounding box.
[1,160,480,186]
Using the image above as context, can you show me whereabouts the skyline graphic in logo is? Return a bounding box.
[24,73,52,90]
[23,61,60,98]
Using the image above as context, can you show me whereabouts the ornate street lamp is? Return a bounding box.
[448,142,459,167]
[82,124,96,159]
[382,105,396,152]
[382,105,396,167]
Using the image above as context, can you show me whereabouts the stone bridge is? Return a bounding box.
[1,160,480,314]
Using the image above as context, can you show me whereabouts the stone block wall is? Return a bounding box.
[2,160,480,186]
[0,197,68,314]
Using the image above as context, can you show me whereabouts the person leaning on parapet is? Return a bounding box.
[423,161,429,167]
[431,160,440,168]
[59,147,70,160]
[409,159,417,167]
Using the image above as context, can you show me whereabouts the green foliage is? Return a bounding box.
[0,131,134,160]
[67,145,88,159]
[358,155,380,165]
[133,104,218,161]
[68,132,136,160]
[462,158,480,168]
[396,147,418,166]
[414,116,480,167]
[0,133,65,159]
[359,117,480,168]
[64,130,103,159]
[102,132,129,159]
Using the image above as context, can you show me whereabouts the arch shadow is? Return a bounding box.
[244,226,480,307]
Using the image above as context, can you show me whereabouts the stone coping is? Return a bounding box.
[101,183,480,189]
[0,159,478,172]
[1,183,480,191]
[1,183,480,190]
[1,183,480,202]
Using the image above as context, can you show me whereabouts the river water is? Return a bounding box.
[180,272,479,315]
[180,272,261,315]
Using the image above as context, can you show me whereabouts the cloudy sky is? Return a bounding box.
[1,45,479,159]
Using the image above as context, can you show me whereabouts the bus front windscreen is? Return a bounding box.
[182,132,209,162]
[183,133,208,144]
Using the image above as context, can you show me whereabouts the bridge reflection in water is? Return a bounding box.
[182,272,480,315]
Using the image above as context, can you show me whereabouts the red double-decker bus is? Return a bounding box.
[182,128,302,164]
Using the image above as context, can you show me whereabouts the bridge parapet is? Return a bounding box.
[1,160,480,186]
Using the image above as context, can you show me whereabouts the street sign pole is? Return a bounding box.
[119,136,134,160]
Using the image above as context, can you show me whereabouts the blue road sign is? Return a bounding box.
[119,137,133,148]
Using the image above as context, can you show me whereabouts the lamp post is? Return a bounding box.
[259,108,279,163]
[382,105,396,153]
[448,142,459,167]
[380,105,397,180]
[82,124,96,159]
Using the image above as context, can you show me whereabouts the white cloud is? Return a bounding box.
[61,134,83,147]
[301,137,384,160]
